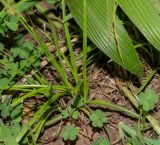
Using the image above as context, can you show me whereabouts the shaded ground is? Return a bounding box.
[21,2,160,144]
[36,62,160,145]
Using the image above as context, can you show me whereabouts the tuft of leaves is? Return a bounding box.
[138,88,159,112]
[89,109,107,128]
[62,124,79,141]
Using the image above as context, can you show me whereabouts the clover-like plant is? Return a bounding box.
[62,106,80,120]
[138,88,159,112]
[89,109,107,128]
[62,124,79,141]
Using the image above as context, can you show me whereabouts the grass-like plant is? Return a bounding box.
[0,0,160,145]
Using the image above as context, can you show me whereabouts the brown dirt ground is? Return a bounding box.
[36,63,160,145]
[21,2,160,145]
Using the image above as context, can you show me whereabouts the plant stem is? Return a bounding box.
[87,100,139,119]
[137,68,157,94]
[82,0,88,102]
[62,0,79,84]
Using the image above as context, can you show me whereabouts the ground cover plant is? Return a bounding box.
[0,0,160,145]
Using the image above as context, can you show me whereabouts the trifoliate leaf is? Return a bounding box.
[89,109,107,128]
[72,111,79,120]
[7,62,18,75]
[11,43,33,59]
[62,125,79,141]
[62,109,70,119]
[138,88,159,112]
[23,41,33,51]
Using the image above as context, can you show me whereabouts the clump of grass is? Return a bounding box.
[0,1,160,145]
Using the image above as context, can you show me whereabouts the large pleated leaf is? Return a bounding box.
[68,0,142,76]
[117,0,160,50]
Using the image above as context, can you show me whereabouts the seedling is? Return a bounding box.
[62,124,79,141]
[62,106,80,120]
[138,88,159,112]
[91,135,109,145]
[89,109,107,128]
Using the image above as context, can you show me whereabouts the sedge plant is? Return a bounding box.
[0,0,156,144]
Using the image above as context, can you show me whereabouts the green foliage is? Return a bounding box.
[1,0,160,144]
[0,122,19,145]
[0,100,23,120]
[138,88,159,112]
[11,41,34,59]
[89,109,107,128]
[46,0,61,8]
[6,16,19,31]
[17,1,39,12]
[0,78,9,90]
[46,0,60,4]
[62,124,79,141]
[0,43,5,51]
[91,135,109,145]
[119,122,160,145]
[0,35,42,86]
[131,137,142,145]
[0,11,19,34]
[0,103,11,118]
[130,132,160,145]
[68,0,143,76]
[0,98,25,145]
[62,106,80,120]
[117,0,160,51]
[144,138,160,145]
